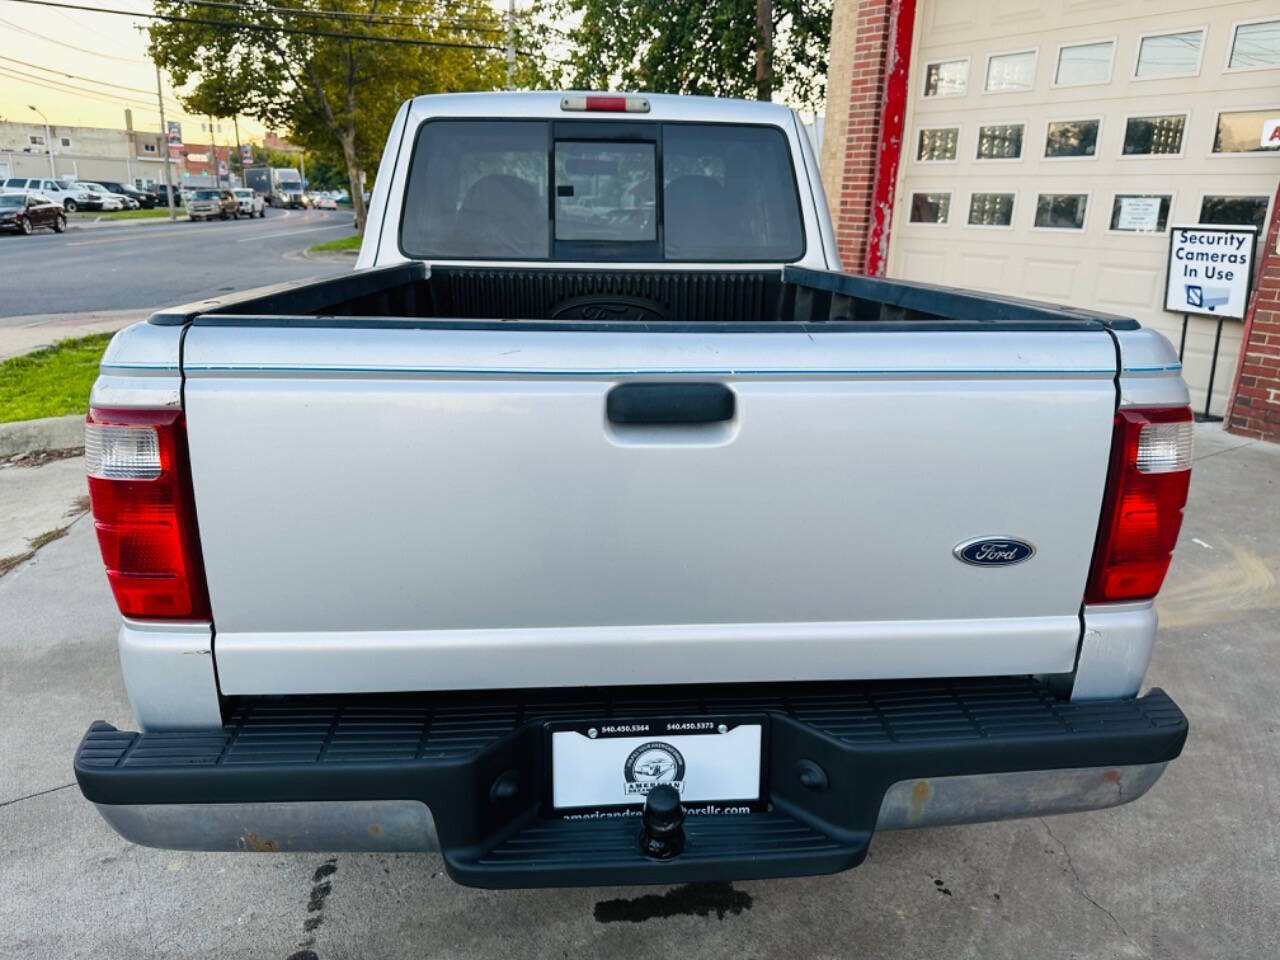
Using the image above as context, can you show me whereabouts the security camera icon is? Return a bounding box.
[1185,284,1230,311]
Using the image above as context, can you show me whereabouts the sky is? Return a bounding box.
[0,0,266,142]
[0,0,530,142]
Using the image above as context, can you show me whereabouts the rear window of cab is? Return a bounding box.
[399,120,805,263]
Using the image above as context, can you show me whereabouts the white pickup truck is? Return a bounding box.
[76,92,1191,888]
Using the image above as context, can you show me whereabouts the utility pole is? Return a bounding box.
[232,115,243,187]
[208,115,218,188]
[154,64,176,221]
[505,0,515,90]
[755,0,773,101]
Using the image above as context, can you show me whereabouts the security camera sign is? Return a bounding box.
[1165,225,1257,320]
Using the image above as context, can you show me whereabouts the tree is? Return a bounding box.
[148,1,508,230]
[529,0,832,110]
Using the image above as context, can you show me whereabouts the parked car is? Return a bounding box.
[1,177,100,212]
[74,182,130,211]
[0,192,65,234]
[75,92,1192,891]
[231,187,266,218]
[148,184,184,207]
[185,188,240,221]
[95,180,156,209]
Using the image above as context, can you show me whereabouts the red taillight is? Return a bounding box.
[85,407,210,621]
[560,94,651,113]
[1085,406,1193,604]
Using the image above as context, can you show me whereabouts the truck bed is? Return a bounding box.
[148,261,1139,332]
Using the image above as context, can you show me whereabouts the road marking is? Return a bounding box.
[235,224,350,242]
[67,228,198,247]
[64,215,333,247]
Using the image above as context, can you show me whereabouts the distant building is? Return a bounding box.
[0,119,174,188]
[263,131,297,152]
[177,142,234,187]
[0,117,253,189]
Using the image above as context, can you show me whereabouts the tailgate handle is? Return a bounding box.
[606,383,735,425]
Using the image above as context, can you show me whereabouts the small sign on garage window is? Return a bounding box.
[1112,195,1171,233]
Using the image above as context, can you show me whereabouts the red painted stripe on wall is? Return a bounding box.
[863,0,917,277]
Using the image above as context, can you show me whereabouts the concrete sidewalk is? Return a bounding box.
[0,308,145,361]
[0,450,87,573]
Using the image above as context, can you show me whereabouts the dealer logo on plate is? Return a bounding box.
[623,741,685,797]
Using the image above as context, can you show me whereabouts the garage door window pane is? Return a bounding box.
[1135,30,1202,78]
[1034,194,1088,229]
[910,193,951,223]
[917,128,958,161]
[1213,110,1280,154]
[924,60,967,97]
[1122,115,1185,155]
[968,193,1015,226]
[976,123,1024,159]
[1056,41,1113,85]
[1110,195,1171,233]
[1199,196,1268,232]
[1229,20,1280,69]
[1045,119,1099,157]
[986,51,1037,91]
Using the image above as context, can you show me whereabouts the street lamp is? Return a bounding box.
[27,104,56,180]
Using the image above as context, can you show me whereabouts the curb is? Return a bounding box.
[67,214,190,231]
[0,414,84,459]
[294,247,360,264]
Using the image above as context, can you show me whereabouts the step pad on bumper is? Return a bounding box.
[468,811,857,887]
[75,677,1187,888]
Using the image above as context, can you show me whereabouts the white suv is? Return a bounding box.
[74,182,130,211]
[232,187,265,218]
[1,177,100,212]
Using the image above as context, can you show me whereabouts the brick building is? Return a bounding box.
[1226,184,1280,441]
[823,0,1280,433]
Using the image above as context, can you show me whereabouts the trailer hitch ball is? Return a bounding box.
[638,784,685,859]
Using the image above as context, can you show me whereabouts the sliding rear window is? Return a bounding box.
[399,119,804,262]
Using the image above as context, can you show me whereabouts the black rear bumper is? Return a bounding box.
[75,677,1186,888]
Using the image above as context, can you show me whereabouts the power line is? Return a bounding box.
[0,53,185,106]
[145,0,509,34]
[0,64,167,110]
[0,13,146,60]
[1,0,535,53]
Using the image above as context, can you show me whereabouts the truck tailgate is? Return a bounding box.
[182,322,1118,694]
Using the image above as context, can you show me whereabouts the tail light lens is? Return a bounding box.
[85,408,210,620]
[1085,406,1193,604]
[560,94,650,113]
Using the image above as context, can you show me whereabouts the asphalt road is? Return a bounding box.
[0,207,355,318]
[1,425,1277,959]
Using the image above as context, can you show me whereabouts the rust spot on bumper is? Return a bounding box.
[242,831,279,852]
[908,779,933,824]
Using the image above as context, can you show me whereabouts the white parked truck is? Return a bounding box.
[76,93,1191,889]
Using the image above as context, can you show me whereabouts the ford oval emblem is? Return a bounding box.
[954,537,1036,567]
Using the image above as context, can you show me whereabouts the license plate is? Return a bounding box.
[547,717,766,814]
